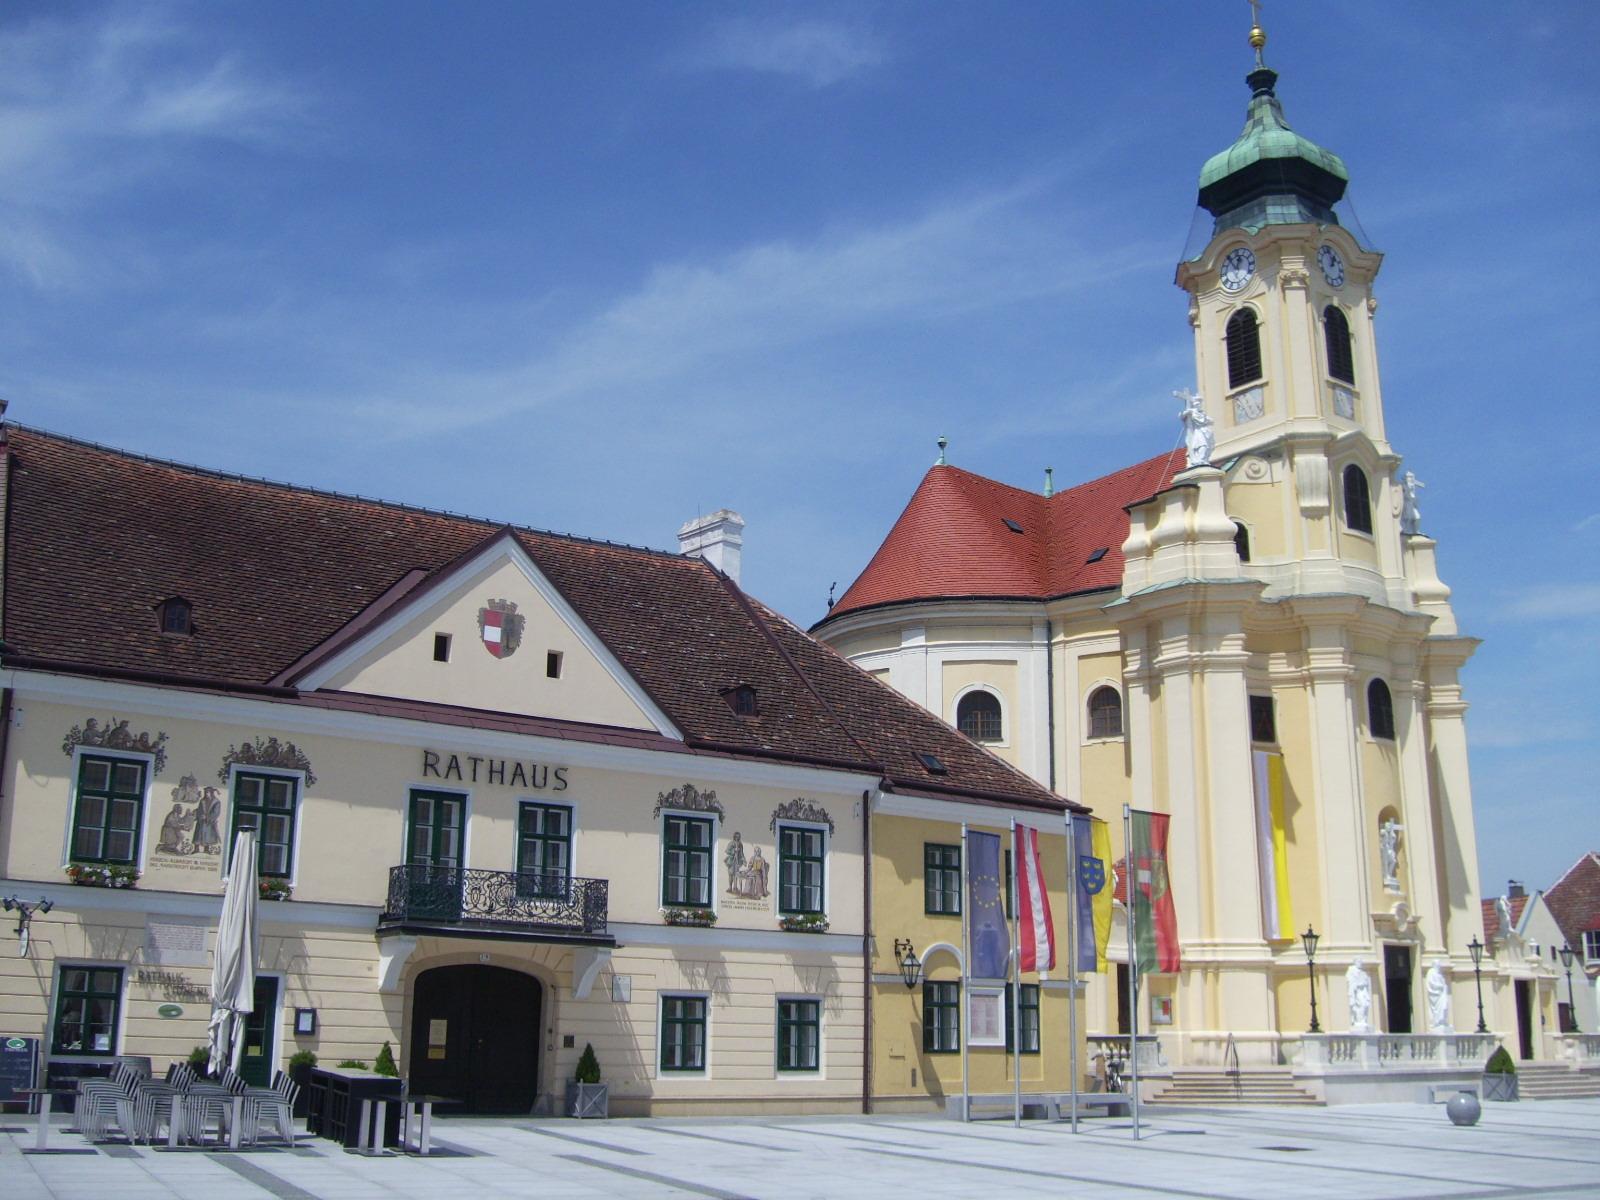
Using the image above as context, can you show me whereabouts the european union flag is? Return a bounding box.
[967,831,1008,979]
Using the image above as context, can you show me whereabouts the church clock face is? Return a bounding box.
[1220,247,1255,293]
[1318,244,1345,288]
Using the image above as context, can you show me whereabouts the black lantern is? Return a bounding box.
[1301,925,1321,1034]
[893,938,922,989]
[1468,935,1488,1034]
[1560,942,1579,1033]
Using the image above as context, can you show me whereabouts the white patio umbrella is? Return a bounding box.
[208,829,260,1077]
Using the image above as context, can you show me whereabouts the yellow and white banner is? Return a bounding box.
[1252,750,1294,941]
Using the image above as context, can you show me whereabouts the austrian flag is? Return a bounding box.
[1014,824,1055,973]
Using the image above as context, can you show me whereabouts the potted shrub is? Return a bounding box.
[662,907,717,927]
[1482,1045,1518,1101]
[187,1044,212,1076]
[566,1042,608,1118]
[288,1050,318,1117]
[258,877,293,901]
[374,1041,399,1077]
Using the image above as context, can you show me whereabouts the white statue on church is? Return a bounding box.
[1400,470,1424,536]
[1425,959,1452,1032]
[1379,818,1403,892]
[1495,895,1513,944]
[1346,958,1373,1032]
[1176,389,1213,468]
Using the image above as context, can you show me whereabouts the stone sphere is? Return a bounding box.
[1446,1091,1482,1127]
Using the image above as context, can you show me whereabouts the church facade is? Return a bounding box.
[815,30,1504,1078]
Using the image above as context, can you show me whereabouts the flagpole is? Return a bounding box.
[1124,803,1140,1142]
[1010,818,1022,1128]
[1065,811,1080,1134]
[960,822,971,1124]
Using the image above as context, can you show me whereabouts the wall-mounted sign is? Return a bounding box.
[156,1004,183,1019]
[421,750,568,791]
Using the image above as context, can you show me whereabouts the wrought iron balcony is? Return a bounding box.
[381,865,609,940]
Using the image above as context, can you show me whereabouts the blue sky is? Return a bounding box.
[3,2,1595,903]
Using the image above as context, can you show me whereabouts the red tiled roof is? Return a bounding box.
[1481,894,1530,944]
[818,452,1183,624]
[1,424,1074,814]
[1546,852,1600,971]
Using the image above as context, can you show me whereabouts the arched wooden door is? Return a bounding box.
[408,964,542,1113]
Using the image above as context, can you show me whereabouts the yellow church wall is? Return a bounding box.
[323,556,657,731]
[1361,736,1404,909]
[838,627,901,657]
[1335,523,1380,568]
[1225,478,1289,560]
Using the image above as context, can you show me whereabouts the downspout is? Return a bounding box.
[1045,619,1057,793]
[0,687,11,816]
[861,786,873,1114]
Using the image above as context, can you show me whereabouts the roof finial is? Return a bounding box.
[936,436,948,466]
[1043,467,1054,498]
[1248,0,1267,68]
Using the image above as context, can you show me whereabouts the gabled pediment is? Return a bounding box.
[282,528,679,736]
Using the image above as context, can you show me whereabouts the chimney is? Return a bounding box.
[678,509,744,585]
[1507,880,1526,900]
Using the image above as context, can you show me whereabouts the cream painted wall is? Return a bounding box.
[940,660,1018,767]
[324,556,656,730]
[9,697,865,934]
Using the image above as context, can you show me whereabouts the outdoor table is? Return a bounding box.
[400,1094,451,1156]
[15,1087,78,1152]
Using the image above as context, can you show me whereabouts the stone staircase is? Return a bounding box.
[1515,1062,1600,1100]
[1144,1068,1323,1107]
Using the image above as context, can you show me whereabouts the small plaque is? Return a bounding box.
[428,1019,448,1046]
[145,919,209,967]
[157,1004,183,1019]
[427,1047,446,1060]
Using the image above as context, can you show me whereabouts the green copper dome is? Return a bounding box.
[1198,68,1348,236]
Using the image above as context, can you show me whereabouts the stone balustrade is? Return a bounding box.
[1296,1032,1499,1073]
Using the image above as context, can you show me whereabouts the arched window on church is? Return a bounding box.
[1368,679,1395,740]
[1343,464,1373,535]
[1324,305,1355,385]
[956,690,1003,743]
[1233,521,1251,563]
[1225,308,1263,390]
[1087,686,1123,739]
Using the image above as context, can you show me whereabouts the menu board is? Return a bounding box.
[0,1036,40,1107]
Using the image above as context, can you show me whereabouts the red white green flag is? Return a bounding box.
[1130,809,1180,974]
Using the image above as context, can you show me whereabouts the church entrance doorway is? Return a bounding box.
[408,964,542,1113]
[1514,979,1534,1059]
[1382,945,1413,1033]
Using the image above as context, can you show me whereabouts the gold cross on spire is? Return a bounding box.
[1248,0,1268,67]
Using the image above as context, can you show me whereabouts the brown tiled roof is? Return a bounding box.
[816,452,1183,625]
[1481,894,1530,944]
[1546,852,1600,972]
[1,424,1071,814]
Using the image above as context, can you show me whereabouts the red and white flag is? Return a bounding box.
[1014,824,1055,973]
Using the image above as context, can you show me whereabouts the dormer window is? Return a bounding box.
[157,596,193,636]
[915,752,948,775]
[722,684,759,718]
[1225,309,1263,389]
[1324,305,1355,385]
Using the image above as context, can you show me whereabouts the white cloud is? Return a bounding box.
[1574,512,1600,534]
[1502,583,1600,621]
[683,16,888,87]
[0,7,306,288]
[346,181,1161,438]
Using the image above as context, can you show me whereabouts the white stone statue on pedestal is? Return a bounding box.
[1346,958,1373,1033]
[1379,818,1403,892]
[1176,389,1213,468]
[1425,959,1452,1032]
[1400,470,1425,536]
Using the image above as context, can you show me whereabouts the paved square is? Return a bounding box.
[3,1101,1597,1199]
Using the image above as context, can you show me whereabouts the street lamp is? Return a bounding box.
[893,939,922,989]
[1468,935,1488,1033]
[1559,942,1579,1033]
[1300,925,1321,1034]
[2,895,54,957]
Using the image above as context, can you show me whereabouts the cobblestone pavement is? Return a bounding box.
[3,1099,1597,1199]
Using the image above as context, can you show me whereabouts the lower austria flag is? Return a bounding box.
[1014,824,1055,973]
